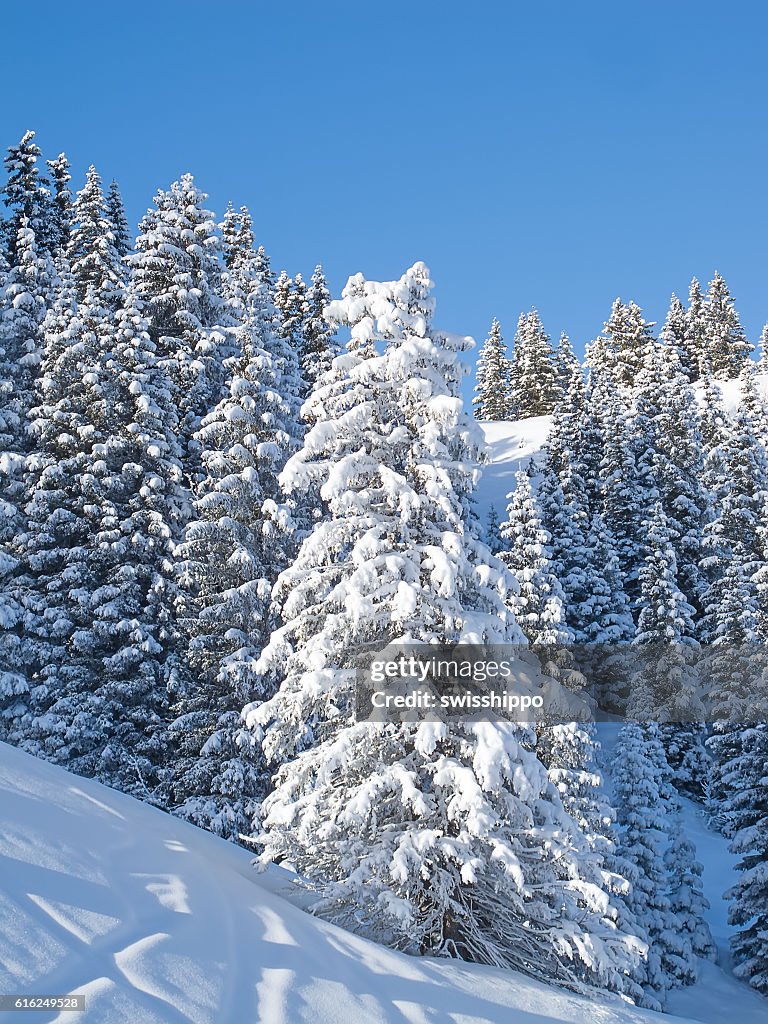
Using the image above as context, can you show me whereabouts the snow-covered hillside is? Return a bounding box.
[476,416,550,521]
[0,741,742,1024]
[475,372,768,522]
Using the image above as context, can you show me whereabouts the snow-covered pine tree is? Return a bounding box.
[634,340,709,616]
[220,202,240,269]
[684,277,707,381]
[473,318,511,420]
[244,264,642,993]
[0,270,78,741]
[46,153,73,257]
[271,268,305,436]
[254,244,275,289]
[700,385,768,830]
[273,268,307,359]
[299,264,338,396]
[630,501,702,727]
[499,465,624,884]
[17,281,183,794]
[552,331,580,401]
[67,165,125,307]
[738,358,768,443]
[485,504,504,554]
[700,374,767,639]
[0,218,56,425]
[0,248,29,738]
[664,826,716,965]
[703,271,753,380]
[105,180,131,258]
[539,364,634,648]
[166,246,295,840]
[759,324,768,374]
[589,365,646,604]
[500,466,573,651]
[513,310,557,418]
[2,130,52,260]
[612,722,693,1007]
[0,215,59,739]
[597,299,656,391]
[726,722,768,995]
[698,359,729,455]
[129,174,232,475]
[661,292,698,383]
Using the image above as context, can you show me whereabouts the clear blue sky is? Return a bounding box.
[4,0,768,382]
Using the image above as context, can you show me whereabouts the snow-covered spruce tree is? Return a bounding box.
[129,174,232,473]
[698,359,729,456]
[612,722,694,1007]
[738,357,768,443]
[46,153,73,257]
[2,130,53,260]
[67,165,125,307]
[0,216,59,738]
[661,292,698,383]
[166,248,295,840]
[512,310,557,418]
[106,180,131,258]
[485,504,504,555]
[300,265,339,396]
[664,827,716,964]
[18,284,183,794]
[726,722,768,995]
[473,318,511,420]
[0,254,27,736]
[700,373,767,640]
[759,324,768,374]
[1,269,77,741]
[630,501,702,730]
[500,466,573,652]
[633,341,709,617]
[499,465,623,882]
[0,218,56,425]
[597,299,656,392]
[703,271,753,380]
[539,364,634,648]
[699,385,768,830]
[270,269,304,437]
[553,331,580,402]
[539,376,635,717]
[701,561,764,836]
[222,207,303,451]
[588,364,646,604]
[684,277,707,381]
[220,201,241,270]
[245,264,642,993]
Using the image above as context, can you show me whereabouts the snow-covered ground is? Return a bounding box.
[477,416,550,521]
[0,739,750,1024]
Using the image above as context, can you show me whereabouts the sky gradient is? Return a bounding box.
[4,1,767,379]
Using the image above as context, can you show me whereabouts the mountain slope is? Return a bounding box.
[0,741,694,1024]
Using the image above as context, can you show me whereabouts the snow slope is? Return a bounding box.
[477,416,550,521]
[0,742,697,1024]
[474,371,768,524]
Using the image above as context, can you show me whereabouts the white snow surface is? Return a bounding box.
[476,416,550,521]
[0,740,729,1024]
